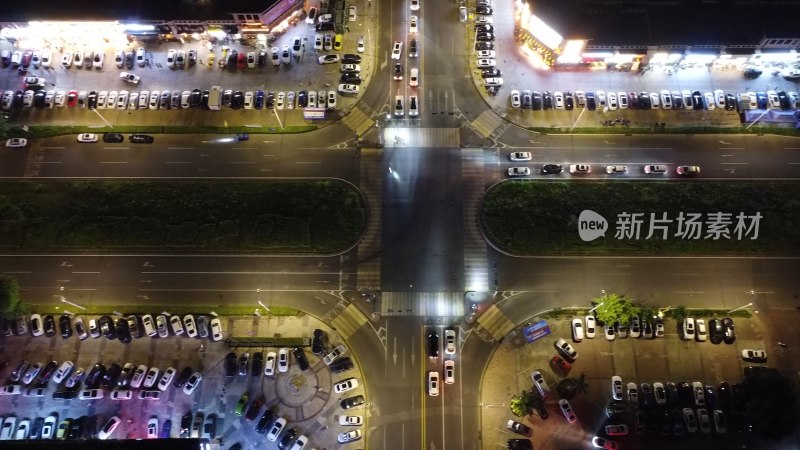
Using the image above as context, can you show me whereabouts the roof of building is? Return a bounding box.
[532,0,800,46]
[3,0,278,21]
[1,439,205,450]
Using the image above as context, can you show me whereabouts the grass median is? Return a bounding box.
[481,180,800,256]
[0,179,365,253]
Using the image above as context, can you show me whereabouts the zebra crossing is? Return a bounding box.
[356,148,382,290]
[470,109,503,138]
[329,303,370,339]
[476,304,515,341]
[380,292,465,317]
[341,105,375,136]
[461,149,490,292]
[384,127,460,148]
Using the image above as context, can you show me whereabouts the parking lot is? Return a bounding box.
[0,312,366,448]
[480,312,781,450]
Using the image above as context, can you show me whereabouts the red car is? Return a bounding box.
[551,355,572,373]
[236,52,246,70]
[21,50,33,67]
[245,397,263,421]
[67,90,78,107]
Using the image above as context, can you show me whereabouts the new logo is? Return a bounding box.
[578,210,608,242]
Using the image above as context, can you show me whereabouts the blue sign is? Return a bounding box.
[523,320,551,343]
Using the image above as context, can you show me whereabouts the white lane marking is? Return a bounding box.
[103,147,129,150]
[167,147,194,150]
[72,271,100,274]
[38,161,63,164]
[717,147,744,150]
[296,161,322,164]
[229,161,257,164]
[233,147,256,150]
[165,161,192,164]
[100,161,128,164]
[720,162,748,165]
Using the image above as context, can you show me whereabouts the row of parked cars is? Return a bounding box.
[2,313,223,342]
[468,3,502,94]
[0,87,339,112]
[508,89,800,112]
[506,154,701,178]
[680,317,736,344]
[570,315,670,342]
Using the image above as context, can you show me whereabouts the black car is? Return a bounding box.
[732,382,748,412]
[692,90,704,110]
[265,92,275,109]
[53,389,79,400]
[476,32,494,41]
[115,318,132,344]
[257,50,267,67]
[102,363,122,388]
[638,92,651,109]
[231,91,244,109]
[665,381,678,406]
[777,91,791,110]
[743,67,762,78]
[98,315,116,340]
[39,360,58,383]
[297,91,308,108]
[102,133,123,143]
[190,89,202,107]
[640,382,653,407]
[227,50,238,69]
[586,92,596,111]
[33,90,46,108]
[340,395,365,409]
[564,92,574,110]
[315,22,335,31]
[293,347,309,370]
[201,90,210,107]
[718,381,732,410]
[541,164,563,175]
[531,91,542,110]
[174,367,193,388]
[342,54,362,64]
[68,416,85,440]
[542,91,553,110]
[278,427,298,450]
[58,314,73,339]
[393,62,403,79]
[507,439,532,450]
[722,317,735,344]
[725,93,737,111]
[85,364,106,389]
[43,315,56,337]
[409,39,418,57]
[222,90,232,107]
[677,381,693,408]
[475,41,494,51]
[312,329,328,356]
[159,91,171,109]
[255,409,274,433]
[476,25,494,33]
[225,352,237,378]
[709,318,724,344]
[252,352,264,376]
[180,412,192,438]
[125,51,134,69]
[129,134,154,144]
[340,73,362,84]
[521,91,532,109]
[481,68,501,78]
[329,356,353,374]
[427,329,439,358]
[159,420,172,439]
[238,353,249,376]
[476,6,493,14]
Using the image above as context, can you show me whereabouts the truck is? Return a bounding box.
[208,85,222,110]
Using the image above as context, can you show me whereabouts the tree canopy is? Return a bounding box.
[593,293,641,325]
[0,274,22,317]
[743,367,799,440]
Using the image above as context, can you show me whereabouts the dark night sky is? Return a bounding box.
[2,0,278,21]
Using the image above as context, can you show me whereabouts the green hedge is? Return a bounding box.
[7,125,316,139]
[481,181,800,256]
[0,180,365,253]
[527,125,800,136]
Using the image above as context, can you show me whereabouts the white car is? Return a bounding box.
[143,368,162,390]
[409,67,419,87]
[559,399,577,423]
[530,370,550,397]
[65,368,85,388]
[146,417,159,439]
[41,49,52,68]
[339,415,363,426]
[98,416,121,440]
[209,317,223,341]
[508,167,530,177]
[411,0,420,10]
[278,348,289,373]
[338,84,359,95]
[555,337,578,360]
[606,165,627,174]
[52,361,75,384]
[276,91,286,110]
[338,430,362,443]
[692,381,706,406]
[476,58,495,68]
[585,316,596,338]
[569,164,591,174]
[183,315,198,338]
[571,318,584,342]
[110,389,133,400]
[79,388,105,400]
[136,47,146,66]
[643,164,667,174]
[158,367,176,391]
[682,317,696,340]
[741,349,767,362]
[130,365,147,389]
[357,36,366,53]
[611,376,623,401]
[287,91,295,109]
[15,419,31,440]
[0,417,16,439]
[444,329,457,354]
[627,382,638,403]
[444,360,455,384]
[5,138,27,148]
[92,51,104,69]
[485,77,503,87]
[409,15,418,33]
[333,378,359,393]
[183,372,203,395]
[169,315,184,335]
[120,72,140,84]
[341,63,361,73]
[324,344,347,365]
[349,5,357,21]
[264,351,277,376]
[409,95,419,117]
[391,41,403,60]
[41,415,57,439]
[509,151,532,161]
[510,90,521,108]
[266,417,287,441]
[428,371,440,396]
[704,92,716,110]
[318,54,340,64]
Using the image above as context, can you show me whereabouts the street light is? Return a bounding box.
[728,302,753,314]
[57,294,86,311]
[257,300,271,313]
[589,302,604,313]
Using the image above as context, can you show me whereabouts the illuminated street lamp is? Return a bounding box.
[728,302,753,314]
[589,302,604,313]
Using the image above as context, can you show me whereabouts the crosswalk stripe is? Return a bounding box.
[461,149,490,291]
[477,304,515,340]
[331,304,369,339]
[471,109,503,138]
[384,128,460,148]
[380,292,465,316]
[342,106,375,136]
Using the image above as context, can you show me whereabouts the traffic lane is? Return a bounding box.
[495,254,800,311]
[26,132,360,178]
[5,253,353,303]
